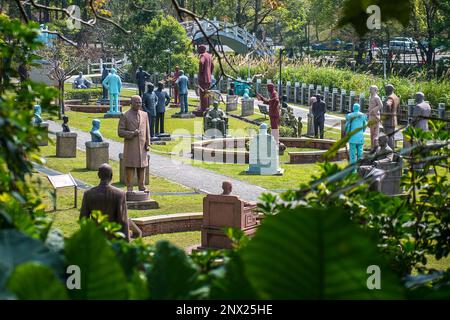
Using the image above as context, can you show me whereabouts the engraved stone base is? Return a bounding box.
[85,141,109,170]
[127,199,160,210]
[119,154,150,186]
[36,122,49,146]
[171,112,196,119]
[56,132,77,158]
[126,190,149,202]
[104,112,122,119]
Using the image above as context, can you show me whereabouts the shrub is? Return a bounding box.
[279,126,295,137]
[65,88,102,104]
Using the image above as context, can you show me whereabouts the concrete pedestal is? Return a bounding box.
[36,122,49,146]
[126,191,159,210]
[306,113,314,136]
[85,141,109,170]
[226,95,238,112]
[56,132,77,158]
[241,99,255,116]
[119,153,150,186]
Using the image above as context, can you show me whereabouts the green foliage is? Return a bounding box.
[242,207,404,299]
[134,15,197,76]
[65,88,102,104]
[279,125,295,137]
[64,221,129,299]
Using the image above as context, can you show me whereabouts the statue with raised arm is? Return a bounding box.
[256,83,280,144]
[90,119,104,142]
[102,68,122,116]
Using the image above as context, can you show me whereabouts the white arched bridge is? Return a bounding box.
[181,19,272,57]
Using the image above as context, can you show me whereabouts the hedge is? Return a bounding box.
[65,88,102,104]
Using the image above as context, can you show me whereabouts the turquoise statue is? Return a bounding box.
[243,88,250,99]
[345,103,367,170]
[33,105,43,125]
[102,68,122,115]
[90,119,104,142]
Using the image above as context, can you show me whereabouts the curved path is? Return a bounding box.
[47,121,268,202]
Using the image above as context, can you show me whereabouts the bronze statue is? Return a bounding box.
[204,101,228,138]
[382,84,399,149]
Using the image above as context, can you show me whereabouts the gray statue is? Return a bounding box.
[90,119,103,142]
[73,72,92,89]
[204,101,228,138]
[412,92,431,131]
[358,134,394,192]
[62,115,70,132]
[281,95,299,136]
[33,105,43,125]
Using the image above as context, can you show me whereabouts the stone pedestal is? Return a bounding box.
[171,112,195,119]
[226,95,238,112]
[85,141,109,170]
[126,191,159,210]
[241,99,255,116]
[36,122,49,146]
[56,132,77,158]
[119,153,150,186]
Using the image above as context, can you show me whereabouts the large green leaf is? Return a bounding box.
[7,263,68,300]
[147,241,202,299]
[242,207,405,299]
[64,221,129,299]
[0,229,64,292]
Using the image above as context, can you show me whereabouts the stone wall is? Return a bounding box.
[132,213,203,237]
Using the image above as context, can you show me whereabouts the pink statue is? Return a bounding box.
[194,45,214,116]
[172,65,181,107]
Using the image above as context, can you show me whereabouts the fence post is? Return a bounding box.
[323,86,329,109]
[438,103,446,119]
[339,89,346,113]
[407,99,415,125]
[308,84,314,105]
[294,82,300,103]
[316,85,322,96]
[348,91,355,112]
[256,78,261,94]
[286,81,291,102]
[331,88,338,111]
[359,93,366,112]
[301,83,307,105]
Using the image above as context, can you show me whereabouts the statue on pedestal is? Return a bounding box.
[33,105,43,125]
[118,95,150,193]
[204,101,228,138]
[172,65,181,107]
[80,164,130,241]
[194,45,214,116]
[412,92,431,131]
[256,83,280,144]
[90,119,104,142]
[62,115,70,132]
[368,85,383,151]
[306,96,316,136]
[345,103,367,170]
[155,82,170,136]
[243,88,250,99]
[312,94,326,139]
[142,83,158,138]
[382,84,399,149]
[102,68,122,115]
[73,72,92,89]
[175,70,189,114]
[136,66,150,98]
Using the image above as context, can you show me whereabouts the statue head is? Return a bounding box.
[110,68,117,75]
[138,66,143,72]
[179,70,184,76]
[310,96,317,105]
[92,119,101,131]
[259,122,268,135]
[157,81,164,90]
[415,92,425,103]
[222,181,232,195]
[267,83,275,94]
[352,103,361,113]
[175,65,180,71]
[198,44,207,54]
[131,95,142,111]
[385,84,395,95]
[62,115,69,124]
[369,85,378,95]
[147,82,154,92]
[98,163,113,183]
[316,94,322,101]
[378,133,388,148]
[213,101,219,109]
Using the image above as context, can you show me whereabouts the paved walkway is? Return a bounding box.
[47,121,268,201]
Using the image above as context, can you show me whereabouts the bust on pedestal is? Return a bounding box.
[33,105,49,146]
[103,68,122,118]
[85,119,109,170]
[246,123,284,175]
[56,115,77,158]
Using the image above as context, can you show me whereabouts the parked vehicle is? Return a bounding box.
[389,40,415,53]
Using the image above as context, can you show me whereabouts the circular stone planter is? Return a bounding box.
[191,137,347,164]
[65,99,130,113]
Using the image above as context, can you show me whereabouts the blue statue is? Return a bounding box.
[102,68,122,115]
[37,24,56,46]
[243,88,250,99]
[90,119,104,142]
[33,105,43,125]
[345,103,367,170]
